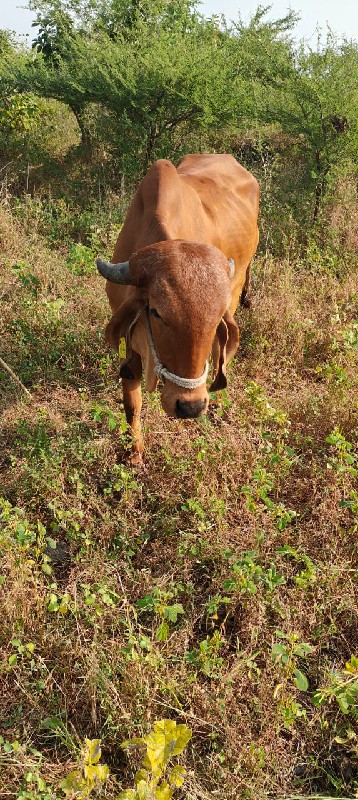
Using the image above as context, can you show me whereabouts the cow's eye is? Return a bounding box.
[150,308,161,319]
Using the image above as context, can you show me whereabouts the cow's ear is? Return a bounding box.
[224,309,240,362]
[105,299,144,350]
[210,311,239,392]
[210,318,228,391]
[105,299,145,381]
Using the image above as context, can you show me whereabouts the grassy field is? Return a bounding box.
[0,200,357,800]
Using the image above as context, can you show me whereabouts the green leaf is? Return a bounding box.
[293,668,309,691]
[156,621,170,642]
[271,643,288,662]
[46,536,57,550]
[137,594,155,610]
[337,695,350,714]
[47,593,59,612]
[164,604,185,622]
[293,642,313,657]
[108,415,117,431]
[85,594,96,606]
[8,654,17,666]
[37,521,47,536]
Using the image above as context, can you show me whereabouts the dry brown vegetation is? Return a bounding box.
[0,199,357,800]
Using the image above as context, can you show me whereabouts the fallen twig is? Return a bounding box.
[0,355,32,397]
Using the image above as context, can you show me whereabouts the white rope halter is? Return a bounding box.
[144,308,209,389]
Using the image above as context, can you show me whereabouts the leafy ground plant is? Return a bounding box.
[61,738,109,798]
[313,656,358,716]
[119,720,192,800]
[137,588,185,642]
[272,631,314,728]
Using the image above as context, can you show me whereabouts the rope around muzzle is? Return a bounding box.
[144,307,209,389]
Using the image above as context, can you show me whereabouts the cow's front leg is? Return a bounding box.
[122,376,144,463]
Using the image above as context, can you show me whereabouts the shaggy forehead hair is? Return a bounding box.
[145,242,232,320]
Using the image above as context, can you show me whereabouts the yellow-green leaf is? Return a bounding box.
[60,770,84,794]
[96,764,109,781]
[168,765,185,787]
[155,781,173,800]
[83,738,101,765]
[145,729,167,772]
[293,668,309,692]
[135,769,149,784]
[156,621,169,642]
[121,737,146,750]
[59,593,71,614]
[84,764,97,781]
[345,656,358,673]
[171,724,192,756]
[136,779,153,799]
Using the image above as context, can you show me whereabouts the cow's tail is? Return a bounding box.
[240,263,251,308]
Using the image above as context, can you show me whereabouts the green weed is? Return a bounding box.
[313,656,358,716]
[186,631,224,679]
[272,630,313,728]
[137,588,185,643]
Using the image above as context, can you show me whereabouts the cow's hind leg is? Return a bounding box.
[240,262,252,309]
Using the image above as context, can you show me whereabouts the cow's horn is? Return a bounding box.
[96,258,131,284]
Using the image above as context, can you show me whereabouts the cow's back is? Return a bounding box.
[177,152,254,191]
[109,154,259,312]
[178,154,259,259]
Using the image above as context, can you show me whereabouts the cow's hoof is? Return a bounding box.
[208,397,219,407]
[129,450,145,469]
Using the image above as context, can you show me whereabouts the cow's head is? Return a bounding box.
[97,240,239,418]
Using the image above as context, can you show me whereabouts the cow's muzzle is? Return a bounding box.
[175,398,207,419]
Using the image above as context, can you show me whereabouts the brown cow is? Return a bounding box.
[97,154,259,461]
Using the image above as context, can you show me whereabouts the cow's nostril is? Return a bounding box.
[175,399,206,419]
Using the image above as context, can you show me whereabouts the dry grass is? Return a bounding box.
[0,203,357,800]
